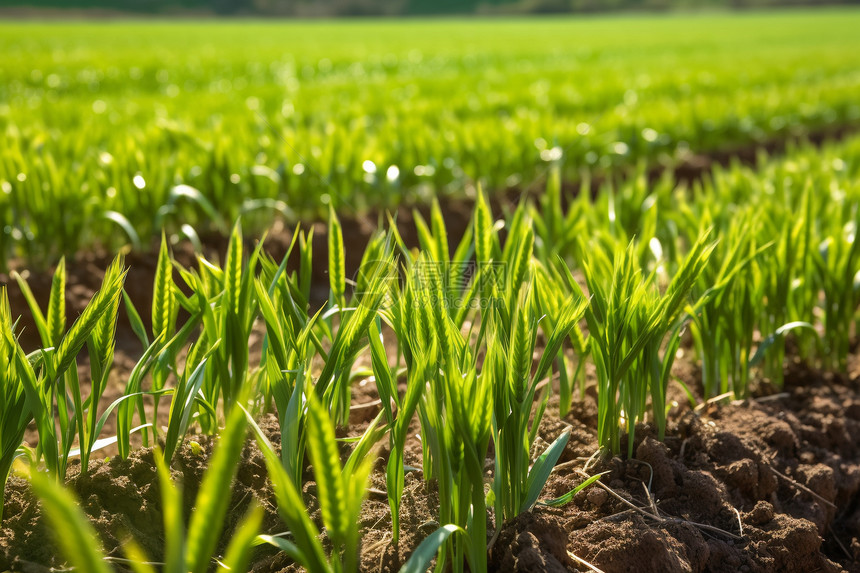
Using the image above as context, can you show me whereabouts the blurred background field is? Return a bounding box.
[2,9,860,268]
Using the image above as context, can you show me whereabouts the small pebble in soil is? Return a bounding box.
[747,500,775,525]
[586,487,608,508]
[843,400,860,419]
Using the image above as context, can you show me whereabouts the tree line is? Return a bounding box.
[4,0,859,17]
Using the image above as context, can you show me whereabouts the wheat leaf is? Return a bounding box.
[305,394,348,544]
[185,402,248,573]
[47,257,66,347]
[152,232,176,342]
[328,204,346,310]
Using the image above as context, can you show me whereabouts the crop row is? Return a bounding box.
[3,11,860,267]
[2,129,859,570]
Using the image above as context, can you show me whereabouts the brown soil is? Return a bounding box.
[487,357,860,573]
[2,353,859,572]
[0,415,283,573]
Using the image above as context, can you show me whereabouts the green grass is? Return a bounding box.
[6,130,860,570]
[3,10,860,266]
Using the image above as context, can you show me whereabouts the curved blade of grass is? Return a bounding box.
[520,430,570,513]
[10,270,50,346]
[167,184,226,231]
[180,223,204,253]
[103,210,142,251]
[749,321,817,369]
[68,423,151,457]
[240,197,294,219]
[122,290,149,348]
[255,535,310,568]
[369,319,395,422]
[399,524,467,573]
[537,472,606,507]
